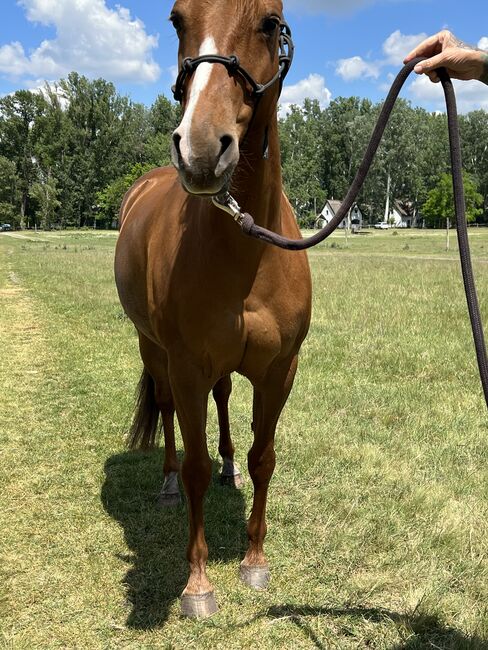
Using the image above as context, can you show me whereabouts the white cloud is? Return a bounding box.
[479,37,488,51]
[0,0,160,84]
[409,74,488,113]
[279,73,332,116]
[336,56,381,81]
[382,30,427,65]
[336,30,428,85]
[0,42,31,77]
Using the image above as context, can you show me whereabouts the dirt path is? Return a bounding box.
[0,244,48,455]
[1,232,52,242]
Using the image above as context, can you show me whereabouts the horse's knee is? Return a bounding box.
[248,445,276,484]
[181,454,212,492]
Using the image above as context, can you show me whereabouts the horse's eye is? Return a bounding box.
[261,17,280,35]
[170,12,184,34]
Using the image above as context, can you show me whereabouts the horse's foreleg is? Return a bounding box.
[241,354,299,590]
[213,375,244,488]
[170,360,217,618]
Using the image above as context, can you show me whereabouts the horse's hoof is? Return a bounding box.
[181,591,218,618]
[158,491,181,507]
[220,472,244,489]
[159,471,181,507]
[220,459,244,489]
[239,563,270,590]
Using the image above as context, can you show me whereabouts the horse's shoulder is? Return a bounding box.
[119,166,178,226]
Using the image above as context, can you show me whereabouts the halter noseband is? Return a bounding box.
[172,22,294,103]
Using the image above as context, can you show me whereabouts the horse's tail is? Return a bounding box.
[127,368,161,450]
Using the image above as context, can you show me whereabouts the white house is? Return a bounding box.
[389,201,417,228]
[316,199,363,230]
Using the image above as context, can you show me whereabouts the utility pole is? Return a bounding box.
[384,171,391,224]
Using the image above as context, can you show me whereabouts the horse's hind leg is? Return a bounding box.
[157,381,181,507]
[138,334,181,507]
[212,375,244,488]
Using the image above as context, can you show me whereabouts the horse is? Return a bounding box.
[114,0,312,618]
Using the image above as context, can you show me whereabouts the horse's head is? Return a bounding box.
[170,0,290,196]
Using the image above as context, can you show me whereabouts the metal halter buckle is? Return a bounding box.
[212,193,244,226]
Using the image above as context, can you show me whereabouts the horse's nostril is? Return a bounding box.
[173,132,182,155]
[219,135,233,158]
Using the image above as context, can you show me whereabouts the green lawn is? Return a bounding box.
[1,228,488,649]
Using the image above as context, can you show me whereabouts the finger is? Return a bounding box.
[427,71,441,83]
[404,33,443,63]
[414,52,448,74]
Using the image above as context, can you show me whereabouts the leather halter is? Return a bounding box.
[172,22,294,103]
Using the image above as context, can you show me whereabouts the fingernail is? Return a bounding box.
[414,64,423,73]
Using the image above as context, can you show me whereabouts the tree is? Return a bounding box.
[460,110,488,220]
[150,95,181,135]
[279,100,326,224]
[0,90,47,228]
[0,156,20,227]
[96,162,155,227]
[56,73,151,227]
[144,95,181,167]
[422,172,483,228]
[30,173,61,230]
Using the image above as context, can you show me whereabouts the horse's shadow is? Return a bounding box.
[254,605,488,649]
[101,453,488,646]
[101,449,248,629]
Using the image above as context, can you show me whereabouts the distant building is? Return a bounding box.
[316,199,363,230]
[389,201,417,228]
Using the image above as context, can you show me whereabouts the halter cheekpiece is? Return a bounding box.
[172,22,294,103]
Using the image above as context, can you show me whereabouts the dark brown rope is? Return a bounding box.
[240,57,488,409]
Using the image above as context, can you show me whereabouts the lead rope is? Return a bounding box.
[213,57,488,409]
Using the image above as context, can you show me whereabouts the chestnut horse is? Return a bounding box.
[114,0,311,618]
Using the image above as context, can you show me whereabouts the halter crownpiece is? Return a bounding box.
[172,21,294,103]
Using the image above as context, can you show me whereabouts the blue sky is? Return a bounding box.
[0,0,487,113]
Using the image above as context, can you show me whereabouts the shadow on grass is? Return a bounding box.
[258,604,488,649]
[101,449,247,629]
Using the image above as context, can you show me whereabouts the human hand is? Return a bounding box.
[403,30,488,84]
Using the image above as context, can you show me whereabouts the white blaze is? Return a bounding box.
[178,36,217,165]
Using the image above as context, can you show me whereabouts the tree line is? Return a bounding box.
[0,73,487,230]
[280,97,487,227]
[0,74,180,230]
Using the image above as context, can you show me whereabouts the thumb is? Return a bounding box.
[414,52,447,74]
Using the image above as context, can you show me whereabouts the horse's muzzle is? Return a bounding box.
[171,130,239,196]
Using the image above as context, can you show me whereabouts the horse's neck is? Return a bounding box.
[232,118,283,231]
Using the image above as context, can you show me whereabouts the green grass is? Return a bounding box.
[1,228,488,649]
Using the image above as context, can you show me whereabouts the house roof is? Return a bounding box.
[327,200,343,214]
[392,200,409,217]
[325,199,360,215]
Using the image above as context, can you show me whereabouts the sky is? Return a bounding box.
[0,0,487,114]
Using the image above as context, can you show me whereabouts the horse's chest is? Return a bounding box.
[154,291,287,381]
[148,248,309,381]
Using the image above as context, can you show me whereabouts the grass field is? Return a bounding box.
[1,227,488,649]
